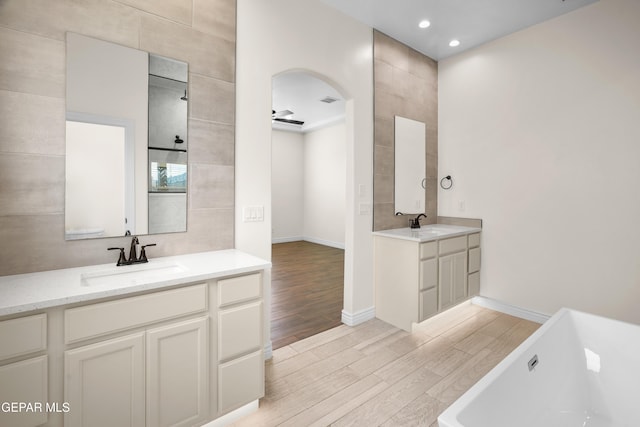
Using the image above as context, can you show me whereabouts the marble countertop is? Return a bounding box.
[0,249,271,317]
[373,224,481,243]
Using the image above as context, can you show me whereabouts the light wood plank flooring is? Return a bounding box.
[271,241,345,349]
[233,302,540,427]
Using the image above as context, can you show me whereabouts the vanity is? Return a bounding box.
[0,250,270,427]
[373,224,481,331]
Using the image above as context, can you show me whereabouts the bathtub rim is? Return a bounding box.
[437,307,574,427]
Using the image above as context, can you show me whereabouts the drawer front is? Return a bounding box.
[218,274,261,307]
[218,301,262,362]
[468,247,481,273]
[439,236,467,255]
[65,283,207,344]
[468,272,480,296]
[0,356,48,427]
[218,350,264,414]
[0,314,47,361]
[419,287,438,322]
[419,241,437,259]
[468,233,481,248]
[419,258,437,291]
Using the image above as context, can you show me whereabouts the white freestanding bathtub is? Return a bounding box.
[438,308,640,427]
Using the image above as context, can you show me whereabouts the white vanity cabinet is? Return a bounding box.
[0,250,269,427]
[374,228,481,332]
[64,283,210,427]
[0,314,48,427]
[217,274,264,415]
[438,236,468,311]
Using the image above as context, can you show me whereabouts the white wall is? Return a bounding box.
[438,0,640,323]
[236,0,374,333]
[272,123,346,247]
[304,122,346,248]
[272,130,304,241]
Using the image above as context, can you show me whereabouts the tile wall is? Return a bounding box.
[0,0,236,275]
[373,31,438,231]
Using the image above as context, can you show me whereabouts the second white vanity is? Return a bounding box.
[373,224,481,331]
[0,250,270,427]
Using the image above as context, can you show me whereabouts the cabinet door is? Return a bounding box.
[65,333,145,427]
[439,252,467,310]
[0,356,48,427]
[147,317,209,427]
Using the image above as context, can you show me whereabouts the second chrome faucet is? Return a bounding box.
[108,236,156,266]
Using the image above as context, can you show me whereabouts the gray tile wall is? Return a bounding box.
[373,31,438,231]
[0,0,236,275]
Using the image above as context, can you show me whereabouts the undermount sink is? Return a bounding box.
[81,262,188,287]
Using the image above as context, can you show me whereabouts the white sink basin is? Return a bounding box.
[81,262,188,287]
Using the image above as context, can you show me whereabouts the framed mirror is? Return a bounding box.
[394,116,426,214]
[65,33,188,240]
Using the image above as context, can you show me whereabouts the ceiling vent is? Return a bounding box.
[320,96,339,104]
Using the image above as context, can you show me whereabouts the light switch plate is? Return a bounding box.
[243,206,264,222]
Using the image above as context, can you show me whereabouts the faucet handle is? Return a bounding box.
[108,247,127,266]
[138,244,156,263]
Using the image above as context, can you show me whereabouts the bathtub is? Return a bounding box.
[438,308,640,427]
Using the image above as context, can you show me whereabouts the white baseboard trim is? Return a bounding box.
[471,296,550,324]
[202,400,258,427]
[263,341,273,360]
[341,306,375,326]
[272,236,303,244]
[304,237,345,250]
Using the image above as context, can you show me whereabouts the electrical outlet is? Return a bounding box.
[458,200,466,212]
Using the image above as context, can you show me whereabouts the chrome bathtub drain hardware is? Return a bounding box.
[528,354,539,371]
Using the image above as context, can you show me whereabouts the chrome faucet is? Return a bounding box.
[108,236,156,266]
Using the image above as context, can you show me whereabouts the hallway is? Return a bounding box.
[271,241,345,349]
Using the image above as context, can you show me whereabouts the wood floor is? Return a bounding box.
[233,302,540,427]
[271,241,345,349]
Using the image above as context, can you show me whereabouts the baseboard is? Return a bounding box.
[263,341,273,360]
[341,306,375,326]
[202,400,259,427]
[272,236,303,244]
[471,296,550,324]
[303,237,345,250]
[271,236,345,250]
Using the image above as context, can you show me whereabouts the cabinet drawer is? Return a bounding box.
[0,356,48,427]
[0,314,47,361]
[218,301,262,362]
[439,236,466,255]
[218,274,261,307]
[468,233,481,248]
[65,283,207,343]
[218,350,263,414]
[419,258,437,291]
[419,241,437,259]
[469,247,481,273]
[469,272,480,297]
[419,287,438,322]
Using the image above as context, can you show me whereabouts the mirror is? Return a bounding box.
[65,33,188,240]
[394,116,426,214]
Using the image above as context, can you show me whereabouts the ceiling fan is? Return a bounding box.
[272,109,304,126]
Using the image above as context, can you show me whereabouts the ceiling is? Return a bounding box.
[318,0,598,61]
[272,0,598,132]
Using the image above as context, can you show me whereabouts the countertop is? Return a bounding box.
[372,224,481,243]
[0,249,271,317]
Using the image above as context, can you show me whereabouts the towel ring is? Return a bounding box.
[440,175,453,190]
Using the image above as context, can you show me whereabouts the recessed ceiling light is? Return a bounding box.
[449,39,461,47]
[418,20,431,29]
